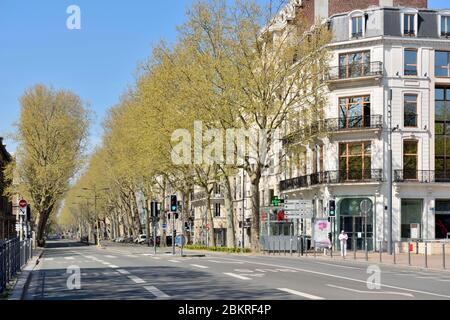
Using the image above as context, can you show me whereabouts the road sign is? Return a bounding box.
[19,199,27,208]
[19,207,27,216]
[360,200,372,215]
[284,200,313,219]
[285,212,314,220]
[162,224,167,230]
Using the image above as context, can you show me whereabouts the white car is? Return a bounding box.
[135,234,147,244]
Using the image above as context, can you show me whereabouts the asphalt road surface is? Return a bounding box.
[22,240,450,300]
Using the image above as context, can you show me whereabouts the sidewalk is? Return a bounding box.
[7,247,44,300]
[181,248,450,273]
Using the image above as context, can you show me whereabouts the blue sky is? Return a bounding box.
[0,0,448,153]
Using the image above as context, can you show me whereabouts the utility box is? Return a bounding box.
[410,224,421,240]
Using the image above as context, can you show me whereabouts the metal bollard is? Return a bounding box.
[393,242,396,265]
[290,238,293,256]
[408,241,411,266]
[314,241,317,259]
[425,242,428,269]
[297,237,300,257]
[379,241,382,263]
[353,238,356,260]
[443,243,446,270]
[305,238,308,257]
[365,239,368,262]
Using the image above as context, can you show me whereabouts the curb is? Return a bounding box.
[8,249,44,300]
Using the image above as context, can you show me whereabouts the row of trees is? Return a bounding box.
[57,0,331,251]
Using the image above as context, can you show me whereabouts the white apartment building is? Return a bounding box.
[190,0,450,251]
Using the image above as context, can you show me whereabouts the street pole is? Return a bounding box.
[388,89,393,255]
[145,201,150,248]
[241,169,245,253]
[172,214,176,255]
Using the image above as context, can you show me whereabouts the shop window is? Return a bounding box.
[401,199,423,239]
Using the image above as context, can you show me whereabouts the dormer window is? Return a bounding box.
[352,16,363,38]
[401,9,418,37]
[440,15,450,37]
[349,11,365,39]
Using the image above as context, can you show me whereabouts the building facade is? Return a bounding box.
[188,0,450,251]
[0,137,14,240]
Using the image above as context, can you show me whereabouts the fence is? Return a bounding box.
[0,238,33,294]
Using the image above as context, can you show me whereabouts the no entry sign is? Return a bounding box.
[19,199,27,208]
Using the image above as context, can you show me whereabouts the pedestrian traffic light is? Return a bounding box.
[329,200,336,217]
[26,205,31,222]
[168,212,179,220]
[170,195,177,212]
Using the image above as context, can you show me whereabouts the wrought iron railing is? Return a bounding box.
[280,169,383,192]
[325,115,383,132]
[328,61,383,81]
[394,170,450,183]
[0,238,33,294]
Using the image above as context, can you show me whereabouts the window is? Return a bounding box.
[441,16,450,37]
[351,16,363,38]
[435,200,450,239]
[401,199,423,239]
[319,145,324,173]
[404,49,418,76]
[339,96,371,130]
[404,14,416,36]
[435,51,450,77]
[404,94,418,127]
[403,140,418,180]
[339,51,371,79]
[339,142,371,181]
[435,87,450,182]
[214,203,221,217]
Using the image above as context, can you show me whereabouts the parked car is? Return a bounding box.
[135,234,147,244]
[123,236,134,243]
[113,237,124,243]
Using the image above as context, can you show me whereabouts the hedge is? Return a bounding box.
[183,245,251,253]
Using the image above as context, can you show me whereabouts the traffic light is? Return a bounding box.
[329,200,336,217]
[170,195,177,212]
[26,205,31,222]
[168,212,179,220]
[150,202,160,217]
[184,222,190,231]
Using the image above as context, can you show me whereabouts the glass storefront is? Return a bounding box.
[338,198,374,251]
[435,200,450,239]
[401,199,423,239]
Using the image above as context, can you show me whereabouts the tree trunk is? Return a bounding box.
[250,172,261,253]
[35,206,53,246]
[206,196,216,247]
[223,177,235,248]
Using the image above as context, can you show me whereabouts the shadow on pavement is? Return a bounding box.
[44,241,90,249]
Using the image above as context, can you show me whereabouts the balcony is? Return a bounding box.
[191,191,224,203]
[325,115,383,133]
[394,170,450,183]
[280,169,383,192]
[327,61,383,82]
[282,115,383,146]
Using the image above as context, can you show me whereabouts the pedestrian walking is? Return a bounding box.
[339,230,348,257]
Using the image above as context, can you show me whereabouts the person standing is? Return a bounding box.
[339,230,348,257]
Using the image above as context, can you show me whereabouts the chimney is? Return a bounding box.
[314,0,329,20]
[379,0,394,6]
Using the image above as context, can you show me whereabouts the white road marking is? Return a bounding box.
[152,257,161,260]
[168,260,181,263]
[314,262,362,270]
[224,273,252,280]
[128,275,146,284]
[105,255,117,259]
[44,258,54,261]
[144,286,170,298]
[141,254,153,256]
[64,257,75,260]
[217,257,450,299]
[190,264,209,269]
[278,288,325,300]
[108,265,119,269]
[208,259,244,264]
[326,284,415,297]
[117,269,130,275]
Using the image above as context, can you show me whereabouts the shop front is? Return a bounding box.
[337,197,374,251]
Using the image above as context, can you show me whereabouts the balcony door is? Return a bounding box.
[339,96,371,130]
[339,51,370,79]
